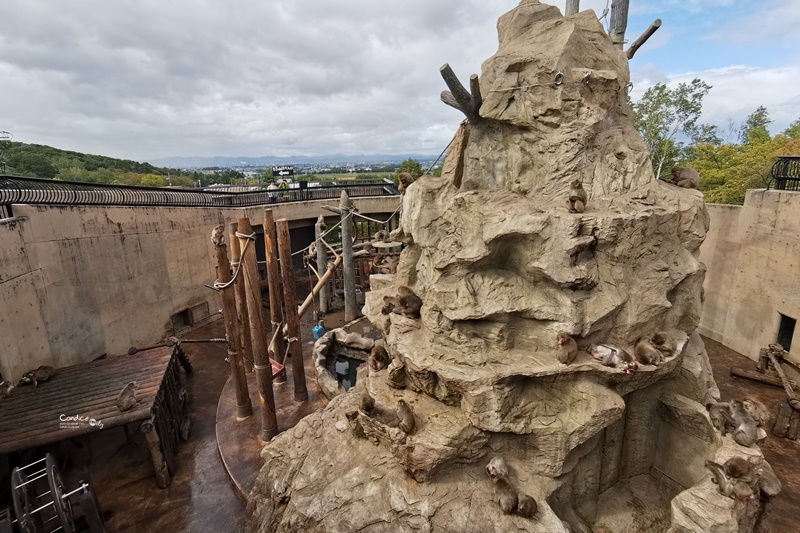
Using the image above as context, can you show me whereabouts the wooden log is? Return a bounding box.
[440,64,478,121]
[767,351,797,400]
[237,218,279,441]
[565,0,580,16]
[731,366,798,390]
[141,418,170,488]
[263,209,287,378]
[230,223,254,373]
[297,254,343,320]
[773,398,800,439]
[276,218,308,402]
[469,74,482,117]
[315,214,330,314]
[757,348,770,373]
[213,231,253,419]
[609,0,630,48]
[625,19,661,59]
[340,191,358,322]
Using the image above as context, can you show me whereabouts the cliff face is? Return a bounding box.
[245,3,770,532]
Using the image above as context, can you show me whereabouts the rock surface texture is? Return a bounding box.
[245,2,774,532]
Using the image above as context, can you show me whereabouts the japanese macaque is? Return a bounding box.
[387,358,407,389]
[381,295,399,315]
[516,493,538,518]
[670,167,700,189]
[180,416,191,441]
[486,456,509,482]
[210,224,225,246]
[494,478,519,514]
[116,381,141,412]
[0,380,13,399]
[634,336,662,366]
[566,179,587,213]
[724,457,755,484]
[308,241,317,257]
[742,398,770,427]
[397,172,415,194]
[373,229,388,242]
[368,344,391,371]
[395,286,422,318]
[707,401,733,434]
[650,331,677,359]
[360,391,402,427]
[397,399,416,434]
[707,460,755,501]
[724,400,759,447]
[360,392,376,414]
[557,332,579,365]
[591,344,637,373]
[19,366,55,388]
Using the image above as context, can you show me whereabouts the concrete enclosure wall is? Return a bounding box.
[0,196,399,383]
[699,189,800,361]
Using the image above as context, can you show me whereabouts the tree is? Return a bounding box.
[739,106,772,144]
[397,159,423,179]
[632,78,712,179]
[140,174,165,187]
[783,117,800,139]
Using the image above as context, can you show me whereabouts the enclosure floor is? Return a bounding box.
[704,335,800,533]
[591,474,675,533]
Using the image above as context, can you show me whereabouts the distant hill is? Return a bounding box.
[148,153,440,169]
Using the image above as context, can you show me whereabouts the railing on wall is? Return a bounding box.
[769,156,800,191]
[0,175,399,211]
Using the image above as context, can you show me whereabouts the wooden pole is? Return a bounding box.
[276,218,308,401]
[229,223,254,373]
[610,0,630,48]
[298,254,343,319]
[340,191,358,322]
[626,19,661,59]
[212,231,253,418]
[315,215,330,314]
[263,209,287,378]
[565,0,580,16]
[237,218,279,440]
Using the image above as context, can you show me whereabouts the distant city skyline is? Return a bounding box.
[0,0,797,163]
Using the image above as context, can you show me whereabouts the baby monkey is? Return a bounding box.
[566,179,587,213]
[634,336,662,366]
[650,331,676,359]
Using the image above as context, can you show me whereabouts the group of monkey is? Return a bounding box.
[556,330,677,372]
[566,166,700,214]
[486,456,537,518]
[0,365,57,399]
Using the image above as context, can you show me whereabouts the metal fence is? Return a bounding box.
[0,175,399,210]
[769,156,800,191]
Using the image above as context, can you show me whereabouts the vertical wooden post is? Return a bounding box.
[263,209,287,380]
[213,232,253,418]
[142,419,170,488]
[229,223,254,373]
[276,218,308,401]
[340,191,358,322]
[315,215,330,314]
[565,0,580,16]
[610,0,629,48]
[237,218,279,440]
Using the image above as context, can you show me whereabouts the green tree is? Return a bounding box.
[260,168,274,182]
[783,117,800,139]
[739,106,772,144]
[140,174,165,187]
[632,78,712,179]
[397,159,423,179]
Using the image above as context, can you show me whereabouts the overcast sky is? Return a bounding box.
[1,0,798,163]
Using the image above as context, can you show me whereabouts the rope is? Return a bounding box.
[212,232,256,290]
[291,218,344,256]
[287,337,299,344]
[425,135,456,175]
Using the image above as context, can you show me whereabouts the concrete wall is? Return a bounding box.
[0,196,399,383]
[699,190,800,361]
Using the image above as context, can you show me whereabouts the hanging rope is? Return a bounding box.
[213,232,255,290]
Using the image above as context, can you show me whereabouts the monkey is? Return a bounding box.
[0,380,13,399]
[566,179,587,213]
[723,400,759,447]
[387,358,407,389]
[634,336,662,366]
[394,286,422,318]
[516,493,537,518]
[670,167,700,189]
[758,460,782,497]
[397,172,415,194]
[381,295,400,315]
[557,332,578,365]
[18,366,55,388]
[494,478,519,514]
[210,224,225,246]
[373,229,388,242]
[360,391,376,414]
[591,344,637,373]
[706,460,755,501]
[742,398,770,428]
[724,457,755,484]
[368,344,391,372]
[116,381,141,412]
[308,241,317,257]
[650,331,677,360]
[361,391,403,427]
[397,399,416,434]
[486,456,510,482]
[180,416,191,440]
[345,409,367,439]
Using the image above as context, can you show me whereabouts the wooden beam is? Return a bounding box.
[626,19,662,59]
[229,223,254,373]
[212,231,253,419]
[276,218,308,402]
[237,217,279,441]
[263,209,287,375]
[314,214,330,314]
[469,74,482,117]
[565,0,580,16]
[340,191,358,322]
[609,0,630,48]
[730,366,797,390]
[440,63,478,121]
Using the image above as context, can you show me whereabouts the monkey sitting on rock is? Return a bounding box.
[670,167,700,189]
[650,331,676,360]
[557,332,578,365]
[397,172,415,195]
[706,400,760,447]
[485,456,537,518]
[566,179,587,213]
[634,336,663,366]
[368,344,391,372]
[706,459,755,501]
[381,286,422,318]
[360,392,416,435]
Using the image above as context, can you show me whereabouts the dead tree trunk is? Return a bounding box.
[276,218,308,401]
[213,234,253,418]
[263,209,287,378]
[565,0,580,16]
[315,215,330,314]
[237,217,279,441]
[340,191,358,322]
[229,223,254,373]
[610,0,630,48]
